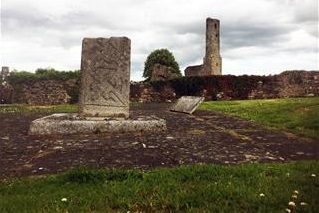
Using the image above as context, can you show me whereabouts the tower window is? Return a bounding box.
[215,23,217,29]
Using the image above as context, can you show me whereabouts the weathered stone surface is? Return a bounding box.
[79,37,131,117]
[150,63,179,81]
[184,18,222,76]
[184,65,203,77]
[28,36,167,135]
[29,113,166,135]
[203,18,222,76]
[170,96,204,114]
[23,80,71,105]
[1,66,10,79]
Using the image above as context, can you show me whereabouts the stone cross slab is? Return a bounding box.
[28,36,167,135]
[79,37,131,117]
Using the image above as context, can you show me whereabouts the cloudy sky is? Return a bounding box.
[1,0,318,81]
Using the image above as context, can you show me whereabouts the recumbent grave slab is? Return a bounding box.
[170,96,205,114]
[29,37,166,135]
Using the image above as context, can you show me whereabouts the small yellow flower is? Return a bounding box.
[61,198,67,202]
[291,195,297,199]
[300,202,308,206]
[311,174,316,177]
[293,190,299,194]
[259,193,265,197]
[285,208,291,213]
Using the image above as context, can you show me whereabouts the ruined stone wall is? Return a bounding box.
[0,83,14,104]
[130,71,319,102]
[8,80,75,105]
[130,82,176,102]
[150,63,179,81]
[19,80,71,105]
[2,70,318,104]
[184,65,204,77]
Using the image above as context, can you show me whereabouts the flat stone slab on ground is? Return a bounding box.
[28,113,166,135]
[170,96,205,114]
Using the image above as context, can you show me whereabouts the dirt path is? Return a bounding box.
[0,103,318,179]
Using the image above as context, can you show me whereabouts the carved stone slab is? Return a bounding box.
[170,96,205,114]
[79,37,131,117]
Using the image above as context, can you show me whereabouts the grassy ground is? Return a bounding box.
[0,104,78,113]
[1,98,318,212]
[199,98,319,140]
[0,161,318,212]
[0,102,141,114]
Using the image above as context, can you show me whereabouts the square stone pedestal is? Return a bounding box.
[28,113,166,135]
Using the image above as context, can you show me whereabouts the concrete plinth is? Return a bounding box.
[28,113,166,135]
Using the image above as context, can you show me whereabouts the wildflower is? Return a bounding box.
[288,201,296,207]
[285,208,291,213]
[300,202,307,206]
[293,190,299,194]
[291,195,297,199]
[311,174,316,177]
[61,198,67,202]
[259,193,265,197]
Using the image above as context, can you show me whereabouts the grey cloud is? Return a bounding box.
[170,21,203,36]
[2,7,54,32]
[221,22,291,49]
[60,11,118,30]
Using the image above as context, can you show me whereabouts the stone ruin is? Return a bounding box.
[23,80,71,105]
[150,63,180,81]
[0,66,13,104]
[185,18,222,76]
[29,37,166,135]
[1,66,10,81]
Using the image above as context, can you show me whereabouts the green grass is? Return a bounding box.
[0,102,142,114]
[0,162,318,212]
[199,98,319,140]
[0,104,78,113]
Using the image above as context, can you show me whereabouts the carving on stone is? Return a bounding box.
[79,37,131,117]
[28,36,167,135]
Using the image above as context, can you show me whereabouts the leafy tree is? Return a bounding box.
[143,49,181,81]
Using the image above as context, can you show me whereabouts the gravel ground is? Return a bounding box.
[0,102,318,179]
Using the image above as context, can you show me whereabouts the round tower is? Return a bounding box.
[203,18,222,75]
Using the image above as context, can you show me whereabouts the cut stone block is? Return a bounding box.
[170,96,205,114]
[79,37,131,118]
[29,113,166,135]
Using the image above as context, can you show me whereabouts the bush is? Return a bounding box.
[8,68,80,84]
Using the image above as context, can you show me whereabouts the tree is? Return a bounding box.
[143,49,181,81]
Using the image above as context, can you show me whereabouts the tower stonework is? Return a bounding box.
[184,18,222,76]
[203,18,222,75]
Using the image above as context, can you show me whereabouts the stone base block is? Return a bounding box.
[28,113,166,135]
